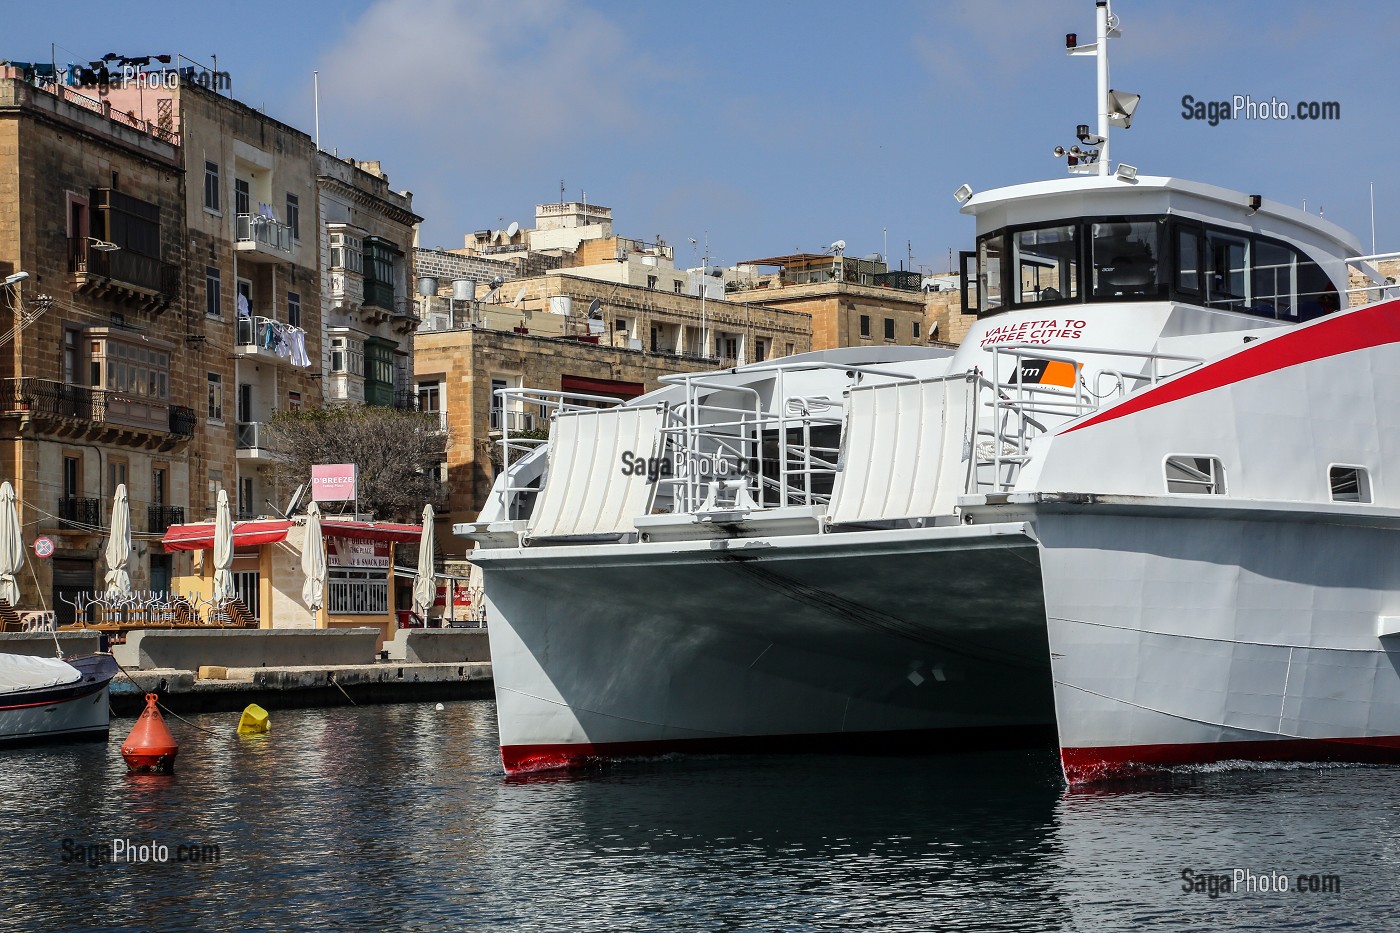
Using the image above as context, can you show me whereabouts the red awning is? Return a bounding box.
[319,520,423,544]
[161,520,292,552]
[560,375,645,399]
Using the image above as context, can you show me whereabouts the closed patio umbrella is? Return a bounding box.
[213,488,235,604]
[0,481,23,607]
[102,483,133,597]
[412,504,435,621]
[301,501,326,611]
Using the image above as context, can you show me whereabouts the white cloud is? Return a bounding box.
[315,0,656,160]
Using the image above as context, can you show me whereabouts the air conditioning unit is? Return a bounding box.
[430,313,449,331]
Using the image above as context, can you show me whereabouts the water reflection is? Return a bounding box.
[1,703,1395,931]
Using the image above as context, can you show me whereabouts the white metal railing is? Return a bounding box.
[496,387,624,520]
[975,343,1203,492]
[236,213,294,253]
[327,577,388,615]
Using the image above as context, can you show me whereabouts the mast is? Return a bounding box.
[1095,0,1110,176]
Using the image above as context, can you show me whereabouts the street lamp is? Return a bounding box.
[2,272,29,287]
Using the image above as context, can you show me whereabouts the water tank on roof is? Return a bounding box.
[549,296,573,316]
[417,276,440,297]
[452,278,475,302]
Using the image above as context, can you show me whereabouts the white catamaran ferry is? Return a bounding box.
[459,2,1400,783]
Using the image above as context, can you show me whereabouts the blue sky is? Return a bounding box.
[10,1,1399,271]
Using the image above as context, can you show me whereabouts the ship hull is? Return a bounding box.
[478,524,1059,773]
[1038,506,1400,783]
[0,654,117,747]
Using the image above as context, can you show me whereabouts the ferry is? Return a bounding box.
[459,1,1400,783]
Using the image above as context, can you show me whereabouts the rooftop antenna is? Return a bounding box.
[560,179,566,205]
[313,70,320,150]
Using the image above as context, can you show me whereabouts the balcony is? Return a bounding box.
[71,239,179,311]
[146,505,185,535]
[0,378,193,448]
[489,408,536,433]
[329,267,363,311]
[58,497,102,531]
[236,421,281,461]
[236,316,300,366]
[363,279,395,313]
[235,213,294,263]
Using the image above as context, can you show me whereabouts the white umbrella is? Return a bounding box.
[412,504,436,620]
[102,483,133,597]
[0,481,23,607]
[213,488,235,603]
[301,501,326,610]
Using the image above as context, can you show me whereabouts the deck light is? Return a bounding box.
[953,184,973,204]
[1115,163,1138,182]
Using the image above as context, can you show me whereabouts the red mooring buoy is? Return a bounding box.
[121,693,179,774]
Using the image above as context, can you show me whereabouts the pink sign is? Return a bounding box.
[311,464,358,502]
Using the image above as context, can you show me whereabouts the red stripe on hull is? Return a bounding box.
[501,724,1059,774]
[1062,298,1400,435]
[1062,735,1400,785]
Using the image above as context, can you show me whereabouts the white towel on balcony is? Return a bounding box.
[285,327,311,367]
[237,293,251,317]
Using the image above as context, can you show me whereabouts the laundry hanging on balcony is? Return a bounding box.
[237,293,251,318]
[256,317,312,368]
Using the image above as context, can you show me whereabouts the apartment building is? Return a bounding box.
[0,68,193,616]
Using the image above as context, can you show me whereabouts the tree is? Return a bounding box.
[265,406,447,522]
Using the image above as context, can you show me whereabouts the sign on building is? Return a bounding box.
[326,537,390,570]
[311,464,358,502]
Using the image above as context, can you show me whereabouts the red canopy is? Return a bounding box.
[161,520,292,552]
[320,520,423,544]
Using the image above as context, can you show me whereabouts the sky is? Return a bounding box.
[10,0,1400,272]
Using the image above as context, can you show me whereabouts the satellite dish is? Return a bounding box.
[587,298,602,318]
[829,240,846,254]
[863,252,881,261]
[512,286,527,308]
[506,221,520,238]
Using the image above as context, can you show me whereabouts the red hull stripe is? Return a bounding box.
[1062,299,1400,435]
[500,724,1058,774]
[1062,734,1400,785]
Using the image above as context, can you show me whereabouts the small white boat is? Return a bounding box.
[0,653,118,746]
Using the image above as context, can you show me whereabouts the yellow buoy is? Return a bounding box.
[237,703,270,736]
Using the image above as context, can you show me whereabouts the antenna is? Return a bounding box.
[1060,1,1134,177]
[828,240,846,255]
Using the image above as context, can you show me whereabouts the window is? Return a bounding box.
[205,266,221,318]
[884,318,896,340]
[1205,231,1249,312]
[207,372,224,422]
[286,193,300,240]
[329,337,363,375]
[785,342,794,357]
[1176,227,1202,295]
[976,232,1005,313]
[363,238,398,309]
[327,568,389,614]
[92,338,169,399]
[287,291,301,328]
[755,339,767,363]
[288,391,302,411]
[63,327,83,385]
[1329,465,1372,503]
[913,321,922,340]
[1015,224,1080,304]
[859,314,871,338]
[238,477,254,520]
[673,280,682,295]
[1091,220,1166,300]
[152,466,167,507]
[1165,456,1225,495]
[204,161,220,212]
[234,178,250,218]
[329,232,362,273]
[236,278,252,319]
[107,457,128,498]
[1251,241,1294,319]
[646,274,658,290]
[62,456,81,500]
[208,470,223,514]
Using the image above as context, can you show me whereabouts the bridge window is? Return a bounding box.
[1013,224,1078,305]
[1205,231,1250,312]
[977,232,1005,313]
[1091,219,1168,300]
[1251,241,1294,319]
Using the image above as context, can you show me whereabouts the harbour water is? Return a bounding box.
[3,701,1397,931]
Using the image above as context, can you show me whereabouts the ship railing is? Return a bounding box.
[494,387,624,520]
[976,343,1203,492]
[657,361,911,517]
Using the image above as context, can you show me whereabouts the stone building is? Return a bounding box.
[731,253,931,351]
[317,152,422,408]
[0,68,193,617]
